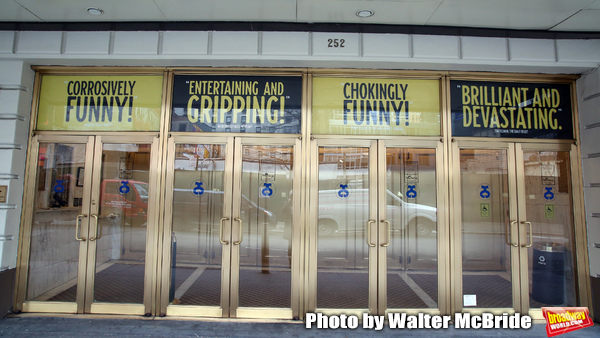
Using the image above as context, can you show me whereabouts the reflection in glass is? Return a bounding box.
[26,143,86,302]
[460,149,512,308]
[386,148,438,309]
[94,143,151,304]
[317,147,370,309]
[524,151,576,308]
[170,144,226,306]
[238,145,293,308]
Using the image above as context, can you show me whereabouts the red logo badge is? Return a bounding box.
[542,307,593,337]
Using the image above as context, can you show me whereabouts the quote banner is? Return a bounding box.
[171,75,302,134]
[311,77,441,136]
[451,80,574,139]
[36,75,163,131]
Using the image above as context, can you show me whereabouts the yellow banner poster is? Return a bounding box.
[36,75,163,131]
[312,77,440,136]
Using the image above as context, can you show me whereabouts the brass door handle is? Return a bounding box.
[76,214,87,241]
[89,215,100,241]
[367,220,376,247]
[233,217,243,245]
[381,220,391,247]
[521,221,533,248]
[219,217,230,245]
[506,220,518,247]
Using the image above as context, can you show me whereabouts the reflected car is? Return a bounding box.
[317,189,437,236]
[100,179,149,225]
[172,189,277,230]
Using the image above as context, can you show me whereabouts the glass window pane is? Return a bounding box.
[94,143,151,304]
[169,144,226,306]
[386,148,438,309]
[238,145,293,308]
[317,146,370,309]
[460,149,513,308]
[26,143,86,302]
[524,151,577,308]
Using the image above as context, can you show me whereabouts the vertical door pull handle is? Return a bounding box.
[367,220,376,247]
[219,217,230,245]
[381,220,391,247]
[76,214,87,241]
[233,218,243,245]
[506,220,518,247]
[521,221,533,248]
[89,215,100,241]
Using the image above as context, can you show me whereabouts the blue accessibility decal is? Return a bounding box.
[406,185,418,199]
[192,181,205,196]
[53,180,65,193]
[479,185,491,199]
[261,183,274,198]
[338,184,349,199]
[119,180,130,195]
[544,187,555,200]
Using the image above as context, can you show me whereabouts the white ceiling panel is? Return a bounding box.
[0,0,41,21]
[14,0,166,21]
[586,0,600,9]
[428,0,596,30]
[154,0,296,22]
[0,0,599,33]
[551,9,600,31]
[297,0,443,25]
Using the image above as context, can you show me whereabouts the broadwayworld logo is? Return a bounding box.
[542,307,593,337]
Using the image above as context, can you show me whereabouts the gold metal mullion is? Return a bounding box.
[290,137,302,319]
[14,135,41,311]
[367,140,378,315]
[306,138,319,313]
[82,136,102,313]
[376,140,387,315]
[159,136,177,316]
[449,141,463,314]
[509,143,524,314]
[142,135,162,316]
[222,137,236,318]
[434,140,448,315]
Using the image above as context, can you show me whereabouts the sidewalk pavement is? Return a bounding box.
[0,315,599,337]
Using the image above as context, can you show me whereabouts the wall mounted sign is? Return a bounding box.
[171,75,302,133]
[36,75,163,131]
[312,77,440,136]
[451,80,573,139]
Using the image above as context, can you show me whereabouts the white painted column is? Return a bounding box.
[0,61,34,271]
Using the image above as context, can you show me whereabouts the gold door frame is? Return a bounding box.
[450,139,590,318]
[15,134,95,314]
[161,135,302,319]
[308,137,377,317]
[87,134,161,316]
[308,136,448,316]
[379,138,447,316]
[450,140,521,315]
[14,133,161,315]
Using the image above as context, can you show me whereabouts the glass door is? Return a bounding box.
[309,138,445,315]
[453,141,580,317]
[516,143,579,318]
[162,136,300,319]
[16,134,160,315]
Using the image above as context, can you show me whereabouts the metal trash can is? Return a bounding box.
[531,242,565,305]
